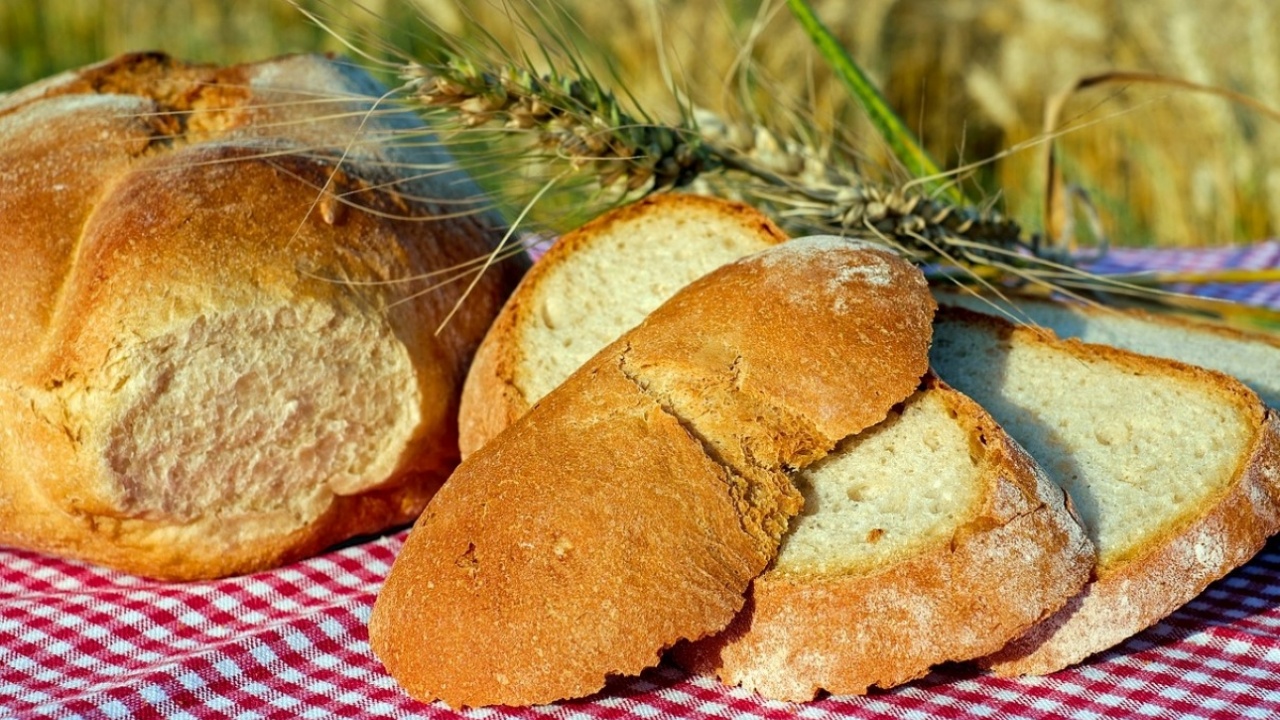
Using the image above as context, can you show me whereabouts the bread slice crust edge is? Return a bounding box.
[673,377,1096,700]
[457,192,789,456]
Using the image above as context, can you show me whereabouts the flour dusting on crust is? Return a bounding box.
[751,236,906,313]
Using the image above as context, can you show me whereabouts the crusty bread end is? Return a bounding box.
[0,53,525,579]
[371,237,936,707]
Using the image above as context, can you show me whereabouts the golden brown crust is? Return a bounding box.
[673,379,1095,700]
[619,238,934,450]
[983,406,1280,675]
[457,193,789,456]
[373,365,769,707]
[0,53,526,580]
[456,299,527,457]
[0,93,162,372]
[0,52,246,123]
[370,238,936,708]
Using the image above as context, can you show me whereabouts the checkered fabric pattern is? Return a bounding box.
[1085,240,1280,307]
[3,243,1279,720]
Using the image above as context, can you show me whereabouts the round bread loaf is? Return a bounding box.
[0,53,526,580]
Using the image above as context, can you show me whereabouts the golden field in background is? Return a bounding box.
[3,0,1277,247]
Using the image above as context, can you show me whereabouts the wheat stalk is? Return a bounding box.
[269,0,1280,337]
[288,0,1280,331]
[290,1,1138,297]
[404,58,713,192]
[399,51,1062,279]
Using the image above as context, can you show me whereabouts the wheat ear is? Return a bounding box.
[403,53,1073,276]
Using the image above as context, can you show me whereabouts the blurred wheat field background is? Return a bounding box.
[3,0,1277,248]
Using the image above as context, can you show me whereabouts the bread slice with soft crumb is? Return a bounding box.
[672,375,1094,700]
[936,290,1280,408]
[930,307,1280,675]
[458,192,788,455]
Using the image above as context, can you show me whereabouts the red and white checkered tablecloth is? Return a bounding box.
[3,242,1279,720]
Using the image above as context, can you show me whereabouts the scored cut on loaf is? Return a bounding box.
[936,290,1280,408]
[673,375,1094,701]
[0,53,526,580]
[370,236,937,708]
[930,307,1280,675]
[458,192,788,455]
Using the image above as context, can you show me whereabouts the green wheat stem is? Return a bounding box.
[786,0,964,206]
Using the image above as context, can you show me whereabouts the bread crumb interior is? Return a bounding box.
[519,211,775,403]
[930,316,1252,571]
[79,301,420,521]
[775,389,983,575]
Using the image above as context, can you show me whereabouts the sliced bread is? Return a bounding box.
[451,195,1095,700]
[673,375,1094,700]
[936,290,1280,408]
[370,237,937,707]
[458,192,787,455]
[930,307,1280,675]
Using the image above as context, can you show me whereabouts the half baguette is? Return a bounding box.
[370,235,937,708]
[0,53,525,580]
[930,307,1280,675]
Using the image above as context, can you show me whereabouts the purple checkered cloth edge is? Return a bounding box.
[3,242,1278,720]
[1084,240,1280,308]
